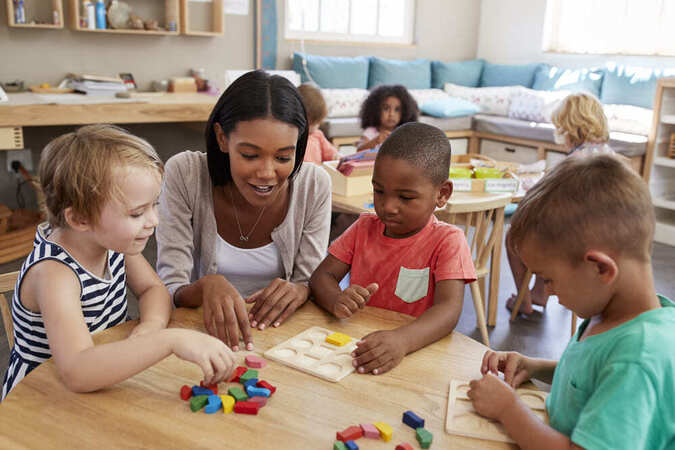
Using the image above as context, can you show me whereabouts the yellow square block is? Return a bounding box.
[373,421,393,442]
[220,394,235,414]
[325,332,351,347]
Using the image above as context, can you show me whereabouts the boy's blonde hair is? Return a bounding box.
[551,93,609,148]
[509,153,654,263]
[297,83,327,126]
[39,124,163,228]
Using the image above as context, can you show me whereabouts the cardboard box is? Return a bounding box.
[450,176,519,193]
[323,160,373,196]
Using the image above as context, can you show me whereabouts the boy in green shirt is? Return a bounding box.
[467,153,675,449]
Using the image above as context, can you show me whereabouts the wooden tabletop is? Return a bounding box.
[0,92,217,127]
[0,302,517,449]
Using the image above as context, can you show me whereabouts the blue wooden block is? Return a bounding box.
[403,410,425,429]
[192,385,214,396]
[345,440,359,450]
[204,394,222,414]
[246,385,271,398]
[243,378,259,388]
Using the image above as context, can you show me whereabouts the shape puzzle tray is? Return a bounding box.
[263,326,357,382]
[446,379,549,443]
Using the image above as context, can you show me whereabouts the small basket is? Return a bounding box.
[669,133,675,159]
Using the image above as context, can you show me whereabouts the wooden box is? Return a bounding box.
[669,133,675,158]
[0,127,24,150]
[450,176,519,194]
[322,160,373,197]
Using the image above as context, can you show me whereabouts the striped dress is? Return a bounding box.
[1,223,128,400]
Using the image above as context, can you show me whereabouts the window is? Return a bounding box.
[285,0,415,45]
[542,0,675,56]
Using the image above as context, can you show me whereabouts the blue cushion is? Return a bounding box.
[368,57,431,89]
[292,53,369,89]
[532,65,604,97]
[480,62,542,88]
[431,59,484,89]
[420,97,480,118]
[601,65,675,109]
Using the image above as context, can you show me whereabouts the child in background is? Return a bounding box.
[297,83,339,164]
[2,125,234,400]
[468,154,674,449]
[357,84,419,152]
[506,92,614,315]
[311,122,476,375]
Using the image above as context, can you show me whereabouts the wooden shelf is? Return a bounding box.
[6,0,64,29]
[180,0,223,36]
[655,156,675,168]
[661,114,675,125]
[69,0,179,35]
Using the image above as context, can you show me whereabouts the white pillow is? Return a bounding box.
[508,88,570,123]
[408,89,451,108]
[321,88,369,118]
[443,83,524,116]
[603,104,653,136]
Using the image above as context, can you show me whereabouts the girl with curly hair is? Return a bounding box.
[357,84,419,151]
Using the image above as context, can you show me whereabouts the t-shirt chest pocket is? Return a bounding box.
[394,266,430,303]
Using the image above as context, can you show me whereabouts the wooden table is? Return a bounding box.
[0,302,517,449]
[332,191,512,327]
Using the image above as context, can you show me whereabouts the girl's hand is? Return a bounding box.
[128,319,166,339]
[468,373,518,421]
[481,350,533,388]
[332,283,378,319]
[246,279,310,330]
[169,329,236,386]
[199,274,252,351]
[351,329,405,375]
[376,130,391,144]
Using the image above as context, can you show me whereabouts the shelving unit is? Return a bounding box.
[68,0,179,35]
[180,0,223,36]
[645,77,675,246]
[6,0,64,29]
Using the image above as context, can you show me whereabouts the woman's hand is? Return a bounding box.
[246,279,310,330]
[199,274,253,351]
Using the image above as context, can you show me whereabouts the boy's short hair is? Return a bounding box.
[377,122,451,185]
[509,153,654,262]
[39,124,163,228]
[551,93,609,148]
[297,83,327,126]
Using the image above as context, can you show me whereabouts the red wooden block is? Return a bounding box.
[230,366,248,383]
[256,380,276,395]
[180,385,192,401]
[233,401,260,415]
[395,444,413,450]
[245,355,267,368]
[199,381,218,395]
[249,396,267,407]
[337,426,363,442]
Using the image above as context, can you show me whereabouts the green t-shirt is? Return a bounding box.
[547,295,675,450]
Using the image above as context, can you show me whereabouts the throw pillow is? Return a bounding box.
[508,88,570,123]
[409,88,450,108]
[603,104,653,136]
[431,59,484,89]
[321,88,369,118]
[292,53,370,89]
[421,98,480,118]
[601,64,675,109]
[532,65,604,97]
[480,62,542,88]
[368,57,431,89]
[444,82,524,116]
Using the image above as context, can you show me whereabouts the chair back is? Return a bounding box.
[0,271,19,350]
[435,193,512,278]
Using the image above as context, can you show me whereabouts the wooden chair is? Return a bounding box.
[509,269,579,337]
[435,193,513,347]
[0,271,19,350]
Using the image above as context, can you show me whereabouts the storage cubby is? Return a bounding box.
[6,0,64,29]
[180,0,223,36]
[69,0,179,35]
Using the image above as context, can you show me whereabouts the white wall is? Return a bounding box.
[477,0,675,69]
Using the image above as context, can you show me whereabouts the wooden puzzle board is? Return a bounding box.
[263,326,357,383]
[445,379,549,443]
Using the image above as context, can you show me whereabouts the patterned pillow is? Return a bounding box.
[508,88,570,123]
[443,83,524,116]
[408,89,451,108]
[603,104,653,136]
[321,88,369,118]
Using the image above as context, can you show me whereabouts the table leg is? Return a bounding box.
[487,207,505,326]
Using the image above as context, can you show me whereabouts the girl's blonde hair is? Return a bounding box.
[39,124,163,228]
[551,93,609,148]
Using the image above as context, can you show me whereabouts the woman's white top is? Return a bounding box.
[215,235,284,298]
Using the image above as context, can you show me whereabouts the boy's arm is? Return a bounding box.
[125,253,171,337]
[309,254,350,315]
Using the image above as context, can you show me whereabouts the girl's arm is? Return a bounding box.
[30,261,234,392]
[125,253,171,337]
[318,131,339,161]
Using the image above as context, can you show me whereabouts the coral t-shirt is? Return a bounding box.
[329,213,476,317]
[304,129,339,164]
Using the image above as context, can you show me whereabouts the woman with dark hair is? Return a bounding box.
[156,70,331,351]
[357,84,419,152]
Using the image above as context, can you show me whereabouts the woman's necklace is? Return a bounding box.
[228,185,267,242]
